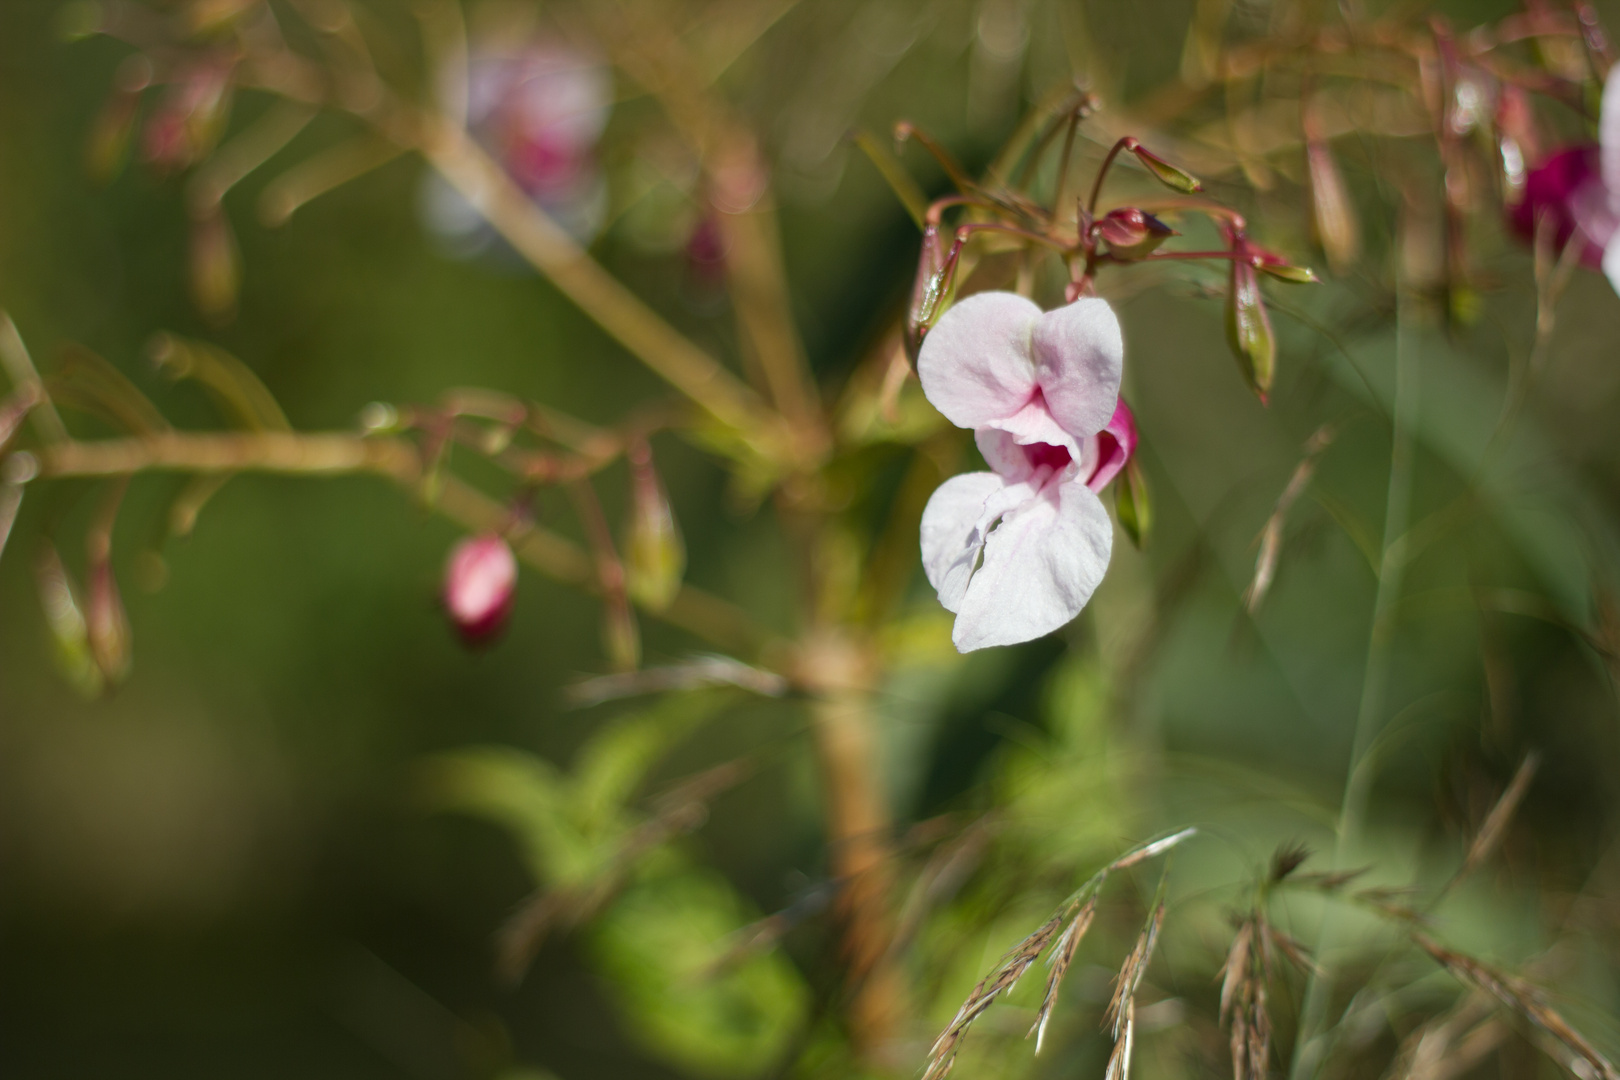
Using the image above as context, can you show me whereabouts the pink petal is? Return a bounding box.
[917,292,1042,430]
[1085,398,1139,492]
[979,393,1085,465]
[1031,297,1124,440]
[976,427,1082,485]
[950,480,1113,652]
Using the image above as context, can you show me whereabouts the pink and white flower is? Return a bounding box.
[1509,62,1620,293]
[917,292,1132,652]
[422,37,612,256]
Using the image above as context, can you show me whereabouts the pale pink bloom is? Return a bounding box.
[918,292,1129,652]
[444,534,518,644]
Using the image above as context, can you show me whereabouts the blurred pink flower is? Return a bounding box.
[422,39,611,256]
[917,292,1129,652]
[1508,63,1620,291]
[443,534,518,645]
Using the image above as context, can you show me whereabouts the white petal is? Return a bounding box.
[951,480,1113,652]
[1031,297,1124,439]
[1605,235,1620,297]
[1603,62,1620,198]
[918,292,1042,430]
[920,472,1011,612]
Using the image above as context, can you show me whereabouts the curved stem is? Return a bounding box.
[1087,137,1138,220]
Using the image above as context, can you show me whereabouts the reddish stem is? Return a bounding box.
[1087,137,1139,220]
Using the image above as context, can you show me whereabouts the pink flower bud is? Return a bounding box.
[443,534,517,644]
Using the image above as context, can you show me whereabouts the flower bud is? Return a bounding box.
[1494,84,1538,201]
[141,61,232,172]
[1306,139,1360,274]
[1226,256,1276,403]
[35,545,104,698]
[623,442,685,611]
[1129,141,1202,194]
[443,533,518,645]
[905,222,947,361]
[1095,208,1176,260]
[602,599,641,673]
[189,206,240,321]
[86,57,151,184]
[86,558,132,685]
[1255,260,1319,284]
[1115,458,1152,550]
[684,212,729,287]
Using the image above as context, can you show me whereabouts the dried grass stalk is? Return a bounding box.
[1452,753,1539,888]
[1220,895,1317,1080]
[1387,993,1505,1080]
[1030,897,1097,1053]
[919,828,1196,1080]
[1103,874,1169,1080]
[1245,424,1337,614]
[1414,933,1620,1080]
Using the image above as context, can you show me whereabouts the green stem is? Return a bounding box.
[1289,272,1421,1080]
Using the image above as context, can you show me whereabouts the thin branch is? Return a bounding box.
[0,314,68,444]
[28,428,771,655]
[417,119,788,458]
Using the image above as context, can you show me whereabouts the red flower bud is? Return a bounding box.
[1095,208,1176,260]
[443,534,517,644]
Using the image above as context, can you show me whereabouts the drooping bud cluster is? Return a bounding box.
[443,533,519,645]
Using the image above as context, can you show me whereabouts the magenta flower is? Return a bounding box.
[1508,64,1620,291]
[443,534,518,645]
[917,292,1130,652]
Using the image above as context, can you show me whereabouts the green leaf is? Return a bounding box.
[591,870,809,1078]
